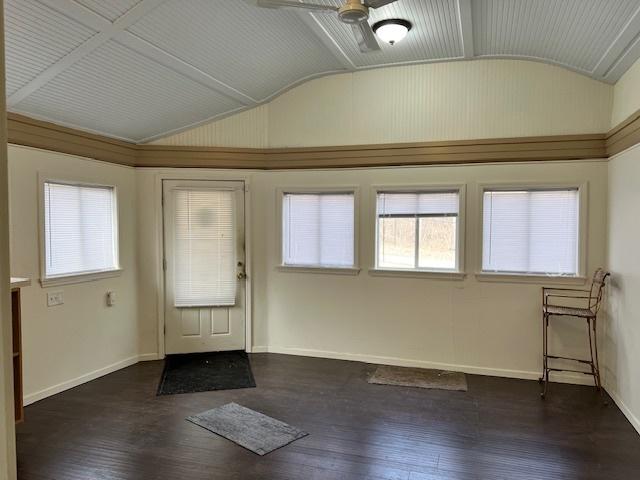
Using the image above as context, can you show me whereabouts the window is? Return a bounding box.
[173,188,236,306]
[375,190,461,271]
[281,191,355,268]
[43,181,119,281]
[482,188,580,276]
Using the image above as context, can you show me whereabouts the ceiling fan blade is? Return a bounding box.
[351,21,381,53]
[363,0,398,8]
[256,0,338,13]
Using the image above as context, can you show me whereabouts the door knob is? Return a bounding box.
[237,261,246,279]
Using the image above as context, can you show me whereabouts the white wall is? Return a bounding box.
[137,159,608,383]
[150,60,613,148]
[601,55,640,434]
[7,146,140,404]
[605,148,640,434]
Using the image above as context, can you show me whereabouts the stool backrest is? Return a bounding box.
[589,268,610,314]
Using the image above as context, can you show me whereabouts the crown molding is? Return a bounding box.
[136,145,267,169]
[11,111,640,169]
[606,109,640,157]
[7,113,137,166]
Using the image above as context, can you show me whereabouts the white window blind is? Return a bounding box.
[282,192,355,267]
[174,189,236,307]
[482,189,579,275]
[376,191,459,270]
[44,182,118,278]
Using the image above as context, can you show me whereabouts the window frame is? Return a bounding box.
[476,182,588,283]
[39,175,122,287]
[369,184,466,280]
[276,186,360,275]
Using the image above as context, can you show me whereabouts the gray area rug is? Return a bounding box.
[186,402,308,455]
[368,365,468,391]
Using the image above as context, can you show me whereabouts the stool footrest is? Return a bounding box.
[546,354,592,365]
[544,367,595,375]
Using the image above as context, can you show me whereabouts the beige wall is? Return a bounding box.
[7,146,140,404]
[150,60,613,148]
[611,57,640,128]
[5,56,635,443]
[605,144,640,433]
[0,0,17,477]
[149,105,269,148]
[137,159,608,383]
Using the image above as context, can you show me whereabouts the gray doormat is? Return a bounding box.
[157,351,255,396]
[368,365,468,391]
[186,402,308,455]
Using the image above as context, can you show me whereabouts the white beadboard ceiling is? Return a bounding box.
[5,0,640,142]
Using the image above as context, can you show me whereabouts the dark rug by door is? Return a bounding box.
[187,402,308,455]
[368,365,468,391]
[157,351,256,396]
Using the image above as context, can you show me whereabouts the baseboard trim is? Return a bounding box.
[138,353,162,361]
[21,346,600,407]
[604,383,640,435]
[264,346,596,386]
[23,354,148,406]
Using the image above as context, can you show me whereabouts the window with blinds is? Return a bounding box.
[173,189,236,307]
[376,191,460,271]
[282,192,355,268]
[482,188,580,275]
[43,181,118,278]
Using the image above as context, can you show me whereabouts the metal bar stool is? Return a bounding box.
[540,268,610,400]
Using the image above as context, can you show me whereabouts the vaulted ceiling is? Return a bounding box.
[5,0,640,143]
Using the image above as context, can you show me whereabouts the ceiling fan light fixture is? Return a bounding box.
[373,19,412,45]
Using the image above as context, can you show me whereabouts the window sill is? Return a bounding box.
[276,265,360,276]
[368,268,466,280]
[40,268,123,287]
[475,272,587,285]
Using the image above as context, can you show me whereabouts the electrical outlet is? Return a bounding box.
[106,291,115,307]
[47,291,64,307]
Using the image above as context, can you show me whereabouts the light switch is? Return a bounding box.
[47,291,64,307]
[106,291,115,307]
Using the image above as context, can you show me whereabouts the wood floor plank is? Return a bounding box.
[16,353,640,480]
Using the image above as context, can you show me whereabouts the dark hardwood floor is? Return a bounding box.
[16,354,640,480]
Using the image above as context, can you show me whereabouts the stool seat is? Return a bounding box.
[543,305,594,317]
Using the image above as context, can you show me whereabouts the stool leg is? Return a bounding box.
[587,317,597,388]
[541,314,549,399]
[592,317,607,405]
[539,312,545,383]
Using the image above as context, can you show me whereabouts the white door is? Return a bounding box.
[163,180,246,354]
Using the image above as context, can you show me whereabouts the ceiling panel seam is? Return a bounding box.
[472,53,595,79]
[593,3,640,80]
[114,31,258,105]
[298,11,356,70]
[11,0,260,109]
[9,107,139,142]
[605,29,640,81]
[456,0,474,59]
[38,0,111,31]
[136,104,251,144]
[8,0,172,107]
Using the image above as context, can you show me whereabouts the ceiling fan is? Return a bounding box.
[255,0,399,53]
